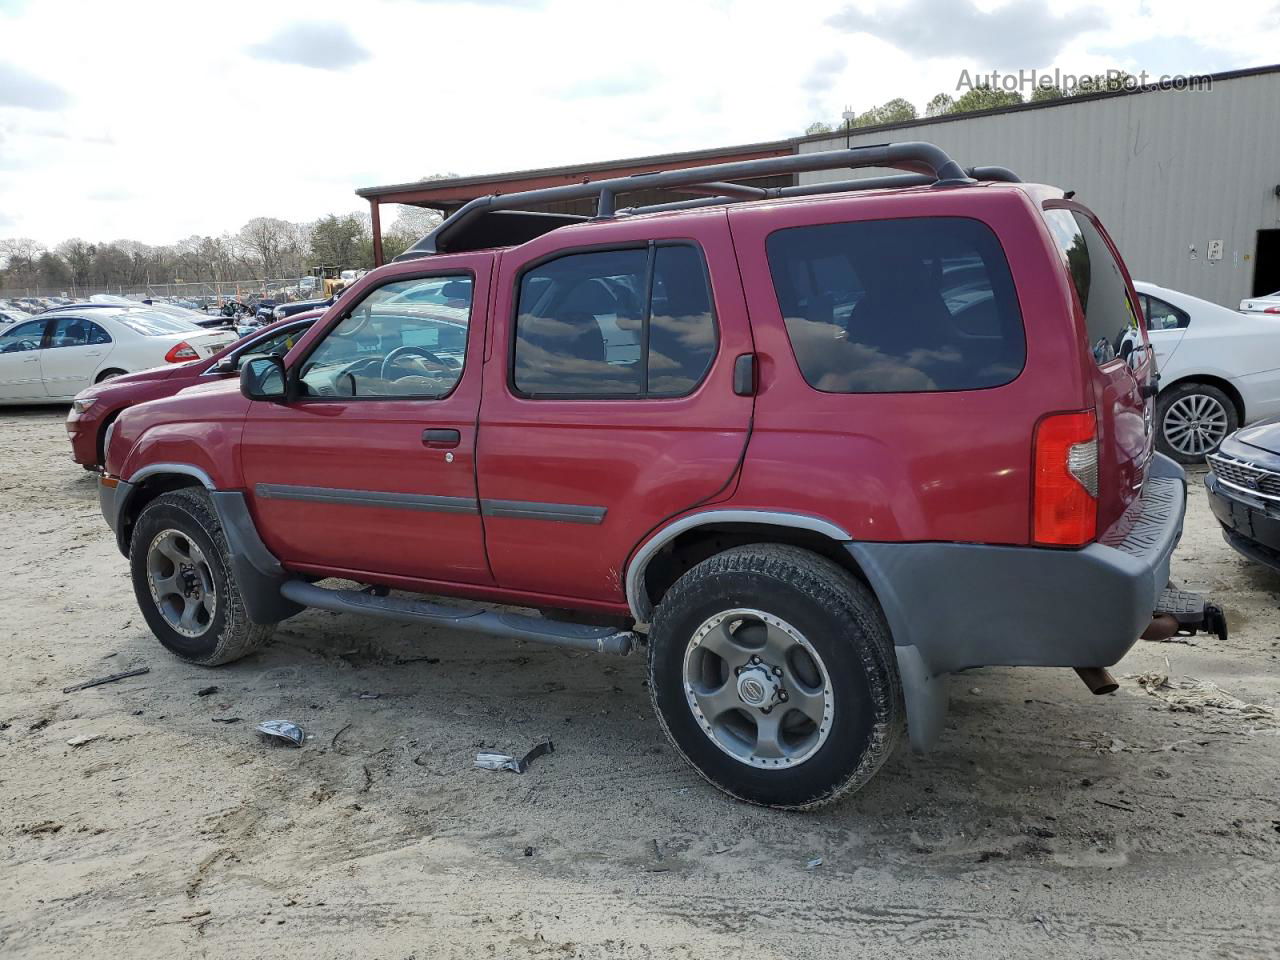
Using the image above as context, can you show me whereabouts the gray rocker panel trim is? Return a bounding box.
[256,483,479,515]
[625,509,854,622]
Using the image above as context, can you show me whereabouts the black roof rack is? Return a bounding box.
[398,142,1019,260]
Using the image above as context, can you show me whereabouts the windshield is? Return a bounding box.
[112,310,204,336]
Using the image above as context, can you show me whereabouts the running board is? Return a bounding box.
[1154,585,1228,641]
[279,580,636,655]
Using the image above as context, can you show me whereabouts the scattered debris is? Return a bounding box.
[357,692,381,700]
[1072,732,1130,753]
[255,720,305,747]
[805,857,824,870]
[196,685,219,697]
[1130,670,1279,725]
[62,666,150,694]
[524,845,534,857]
[0,721,9,732]
[28,717,50,732]
[19,821,63,835]
[1033,914,1050,934]
[66,733,103,747]
[652,839,664,862]
[394,655,440,665]
[1094,798,1136,813]
[210,717,242,724]
[475,740,555,774]
[331,722,353,753]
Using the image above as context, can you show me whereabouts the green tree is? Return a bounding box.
[854,97,917,127]
[952,83,1023,113]
[1072,71,1136,95]
[924,92,954,117]
[1031,84,1066,102]
[804,120,834,135]
[310,213,368,269]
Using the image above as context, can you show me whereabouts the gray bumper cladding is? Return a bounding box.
[853,453,1186,751]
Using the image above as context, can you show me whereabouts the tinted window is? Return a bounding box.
[514,245,716,397]
[48,316,111,348]
[298,276,472,399]
[766,217,1025,393]
[0,319,46,352]
[1139,293,1190,331]
[1044,209,1141,366]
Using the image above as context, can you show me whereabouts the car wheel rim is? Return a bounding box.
[1164,394,1230,456]
[682,608,834,769]
[146,529,217,638]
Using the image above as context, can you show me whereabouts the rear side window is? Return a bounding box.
[1139,293,1190,331]
[514,244,716,397]
[1043,209,1141,365]
[766,217,1025,393]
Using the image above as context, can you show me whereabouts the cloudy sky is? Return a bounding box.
[0,0,1276,247]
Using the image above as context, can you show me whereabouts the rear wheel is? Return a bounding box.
[95,368,127,383]
[1156,382,1237,463]
[129,487,273,665]
[647,544,902,810]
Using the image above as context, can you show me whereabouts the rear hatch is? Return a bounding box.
[185,329,237,357]
[1041,204,1155,533]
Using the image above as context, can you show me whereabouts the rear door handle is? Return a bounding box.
[422,428,461,448]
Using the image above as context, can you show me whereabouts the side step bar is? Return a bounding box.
[279,580,636,655]
[1153,585,1228,642]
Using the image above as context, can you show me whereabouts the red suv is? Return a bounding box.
[97,142,1221,809]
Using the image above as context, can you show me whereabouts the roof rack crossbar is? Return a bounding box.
[410,141,977,255]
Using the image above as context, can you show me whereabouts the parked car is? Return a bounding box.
[66,314,320,469]
[1134,281,1280,463]
[96,142,1222,809]
[0,306,236,404]
[1205,420,1280,573]
[0,308,34,324]
[1238,290,1280,314]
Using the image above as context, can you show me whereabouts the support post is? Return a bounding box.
[370,199,384,267]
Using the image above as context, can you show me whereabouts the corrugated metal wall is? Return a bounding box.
[799,73,1280,307]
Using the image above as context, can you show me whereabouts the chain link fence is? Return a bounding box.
[0,276,322,306]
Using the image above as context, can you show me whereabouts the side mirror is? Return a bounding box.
[211,356,237,374]
[240,354,287,402]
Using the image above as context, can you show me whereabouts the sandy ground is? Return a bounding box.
[1,406,1278,960]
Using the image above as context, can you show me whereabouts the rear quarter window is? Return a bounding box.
[766,216,1025,393]
[1043,209,1141,366]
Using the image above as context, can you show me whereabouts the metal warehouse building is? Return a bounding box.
[360,64,1280,307]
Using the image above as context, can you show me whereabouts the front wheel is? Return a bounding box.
[647,544,902,810]
[129,487,274,665]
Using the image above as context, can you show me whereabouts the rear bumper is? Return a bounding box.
[851,453,1187,748]
[1206,473,1280,573]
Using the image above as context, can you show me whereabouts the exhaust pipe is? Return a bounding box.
[1074,666,1118,695]
[1141,613,1179,643]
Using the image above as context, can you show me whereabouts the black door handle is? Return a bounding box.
[422,428,461,448]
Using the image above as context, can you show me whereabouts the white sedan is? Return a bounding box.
[1238,290,1280,315]
[0,305,235,404]
[1136,280,1280,462]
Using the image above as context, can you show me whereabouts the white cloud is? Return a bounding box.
[0,0,1276,247]
[247,21,371,71]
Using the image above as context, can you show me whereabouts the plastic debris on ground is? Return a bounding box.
[1130,670,1278,726]
[474,739,554,773]
[62,667,150,693]
[256,720,306,747]
[806,857,824,870]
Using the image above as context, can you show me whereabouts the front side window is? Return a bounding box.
[767,216,1025,393]
[1044,209,1141,366]
[297,275,472,398]
[513,245,716,397]
[0,319,47,353]
[48,316,111,348]
[1139,294,1190,331]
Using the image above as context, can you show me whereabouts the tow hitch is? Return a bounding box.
[1151,585,1229,642]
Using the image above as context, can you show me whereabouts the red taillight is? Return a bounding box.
[1265,306,1280,314]
[164,341,199,363]
[1033,410,1098,547]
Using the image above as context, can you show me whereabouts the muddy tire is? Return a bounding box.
[647,544,902,810]
[129,487,273,666]
[1156,381,1237,464]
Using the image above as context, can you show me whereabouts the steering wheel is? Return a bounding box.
[380,344,449,381]
[2,339,36,353]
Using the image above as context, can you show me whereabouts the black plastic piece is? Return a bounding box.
[422,428,461,447]
[733,353,756,396]
[1155,585,1228,641]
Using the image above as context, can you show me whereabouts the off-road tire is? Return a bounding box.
[129,487,274,665]
[648,544,903,810]
[1156,381,1238,464]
